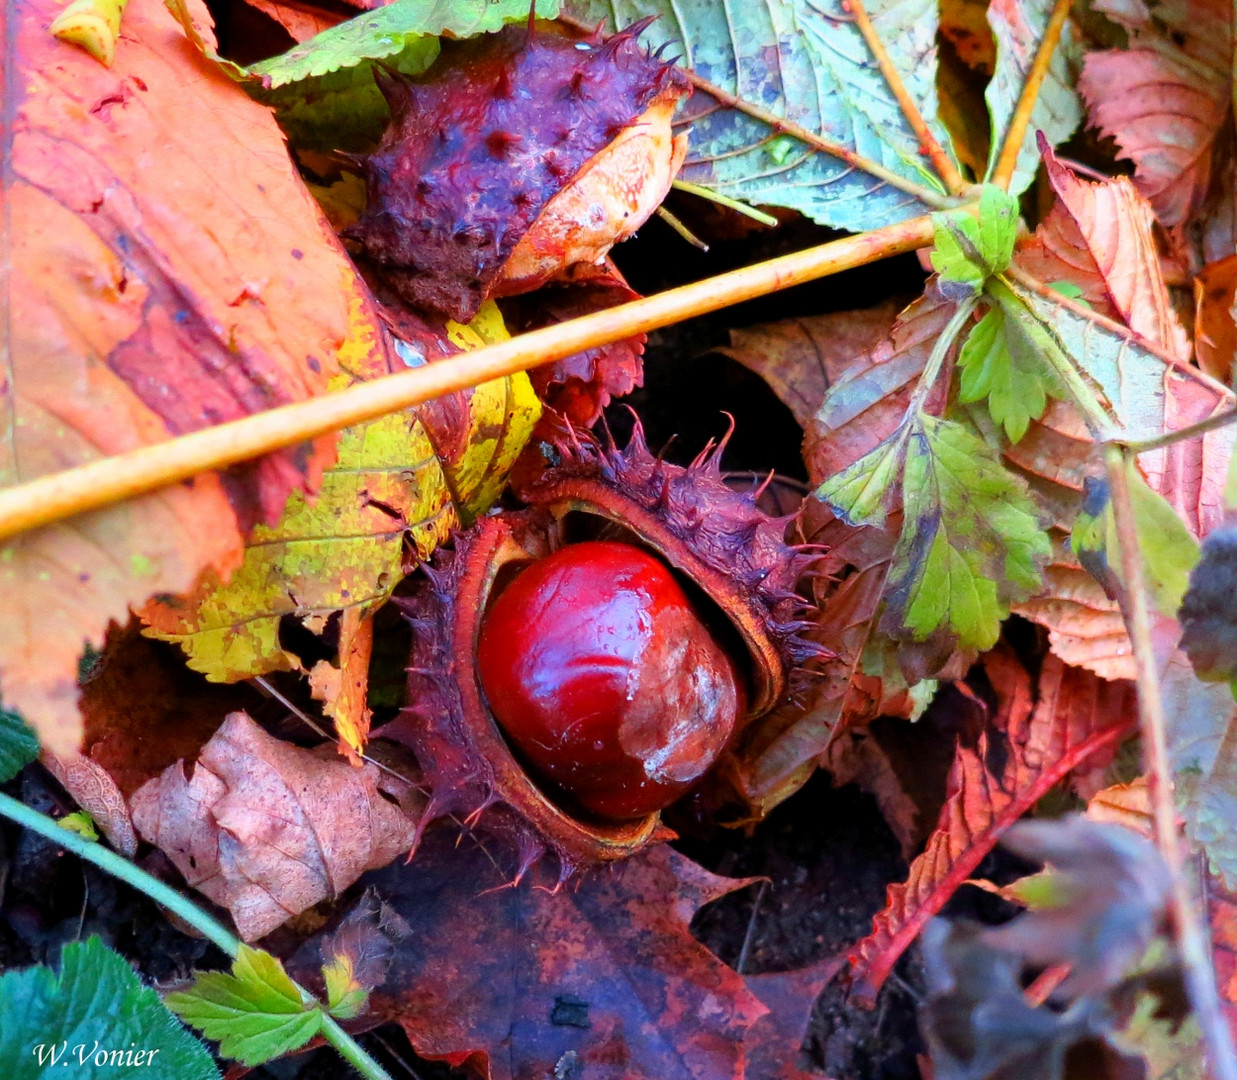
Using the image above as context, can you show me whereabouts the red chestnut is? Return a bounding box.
[476,540,741,820]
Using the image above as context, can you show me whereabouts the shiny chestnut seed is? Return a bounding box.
[476,540,742,820]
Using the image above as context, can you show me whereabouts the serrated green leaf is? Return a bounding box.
[165,945,322,1067]
[819,411,1049,650]
[0,936,219,1080]
[894,414,1050,649]
[815,426,909,528]
[983,0,1082,196]
[322,954,368,1021]
[565,0,948,232]
[930,185,1019,295]
[956,282,1064,442]
[0,707,38,783]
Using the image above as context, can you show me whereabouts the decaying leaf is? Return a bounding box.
[287,824,828,1079]
[1018,141,1190,360]
[1194,255,1237,381]
[130,712,421,940]
[3,0,384,754]
[849,647,1137,1000]
[719,300,905,429]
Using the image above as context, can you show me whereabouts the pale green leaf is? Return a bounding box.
[165,946,322,1067]
[322,955,368,1020]
[984,0,1083,196]
[0,937,219,1080]
[815,427,909,528]
[1070,462,1200,617]
[564,0,949,231]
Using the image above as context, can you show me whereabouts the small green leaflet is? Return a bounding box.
[165,945,322,1066]
[820,412,1049,651]
[930,185,1019,298]
[58,811,99,841]
[1071,462,1201,617]
[956,280,1065,442]
[0,937,219,1080]
[0,707,37,783]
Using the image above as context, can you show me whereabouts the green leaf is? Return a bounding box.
[815,426,909,529]
[1070,462,1200,617]
[166,0,557,151]
[58,811,99,842]
[0,706,38,783]
[0,936,219,1080]
[819,412,1049,650]
[892,414,1049,648]
[930,184,1019,295]
[984,0,1082,196]
[564,0,949,232]
[165,945,323,1067]
[956,282,1064,442]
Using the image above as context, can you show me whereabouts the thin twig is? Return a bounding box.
[0,214,938,543]
[655,205,709,250]
[844,0,966,193]
[735,880,769,975]
[1103,446,1237,1080]
[989,0,1074,190]
[0,791,394,1080]
[672,179,779,226]
[1123,408,1237,455]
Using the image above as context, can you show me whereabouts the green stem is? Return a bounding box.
[671,180,779,226]
[0,791,393,1080]
[907,295,978,415]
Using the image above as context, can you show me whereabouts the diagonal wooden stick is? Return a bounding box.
[844,0,967,194]
[989,0,1074,190]
[0,215,937,543]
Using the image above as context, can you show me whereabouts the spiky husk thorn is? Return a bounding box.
[380,427,829,875]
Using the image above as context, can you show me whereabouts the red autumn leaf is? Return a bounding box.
[847,646,1138,1002]
[129,712,421,940]
[2,0,389,754]
[289,824,831,1079]
[1078,0,1233,231]
[1018,140,1190,360]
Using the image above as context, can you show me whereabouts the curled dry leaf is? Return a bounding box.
[130,712,421,940]
[289,823,832,1079]
[848,646,1137,1001]
[1195,254,1237,381]
[2,0,385,754]
[40,749,137,856]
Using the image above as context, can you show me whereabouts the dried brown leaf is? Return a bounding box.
[130,712,421,940]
